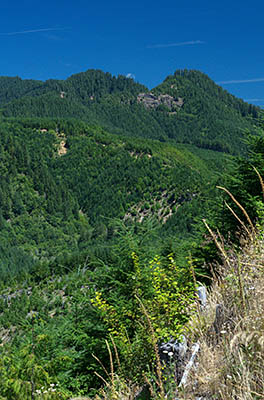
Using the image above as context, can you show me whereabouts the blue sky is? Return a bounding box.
[1,0,264,106]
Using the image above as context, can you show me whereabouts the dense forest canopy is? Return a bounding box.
[0,69,260,153]
[0,69,263,398]
[0,115,227,277]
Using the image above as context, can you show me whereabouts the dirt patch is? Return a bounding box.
[58,140,67,156]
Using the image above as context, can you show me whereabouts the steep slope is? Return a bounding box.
[150,69,259,153]
[0,116,227,280]
[0,70,147,104]
[0,69,260,154]
[0,76,43,103]
[0,69,262,398]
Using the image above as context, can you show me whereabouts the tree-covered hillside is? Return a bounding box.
[0,115,227,281]
[0,69,263,398]
[0,69,260,154]
[0,113,229,397]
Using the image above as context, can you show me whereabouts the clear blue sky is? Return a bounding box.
[1,0,264,106]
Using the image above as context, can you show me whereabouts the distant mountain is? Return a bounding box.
[0,70,262,397]
[0,69,260,154]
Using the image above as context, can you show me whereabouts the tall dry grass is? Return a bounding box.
[84,184,264,399]
[84,230,264,399]
[184,230,264,400]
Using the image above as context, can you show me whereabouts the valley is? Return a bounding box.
[0,68,262,398]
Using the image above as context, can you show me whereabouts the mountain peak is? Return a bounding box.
[0,68,260,154]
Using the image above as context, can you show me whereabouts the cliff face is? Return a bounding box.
[137,92,184,110]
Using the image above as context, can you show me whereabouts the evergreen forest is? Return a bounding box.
[0,69,263,399]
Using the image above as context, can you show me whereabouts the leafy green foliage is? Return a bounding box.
[0,68,258,397]
[218,127,264,237]
[0,112,221,396]
[91,250,195,382]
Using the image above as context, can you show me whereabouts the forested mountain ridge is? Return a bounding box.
[0,70,147,103]
[0,115,227,281]
[0,113,229,397]
[0,69,260,153]
[0,69,263,398]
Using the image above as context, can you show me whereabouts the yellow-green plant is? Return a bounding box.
[91,291,129,346]
[145,253,196,340]
[91,251,196,383]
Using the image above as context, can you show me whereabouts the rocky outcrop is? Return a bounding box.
[137,92,184,110]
